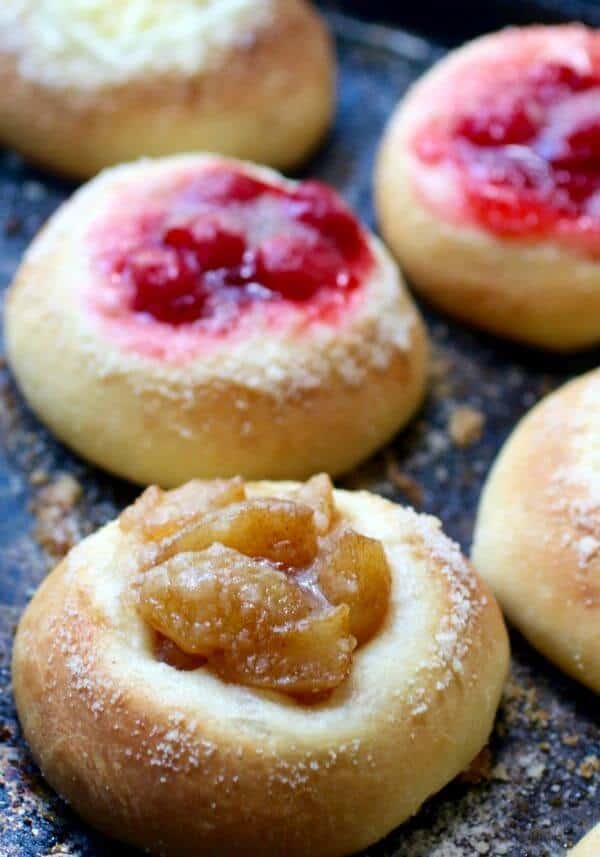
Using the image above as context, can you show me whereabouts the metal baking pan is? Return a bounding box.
[0,6,598,855]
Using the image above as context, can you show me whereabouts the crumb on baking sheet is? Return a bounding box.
[37,473,81,508]
[44,844,76,855]
[429,349,453,397]
[30,474,82,560]
[384,452,424,507]
[530,707,549,728]
[28,467,48,486]
[578,755,599,778]
[491,761,510,782]
[448,406,485,448]
[339,450,425,507]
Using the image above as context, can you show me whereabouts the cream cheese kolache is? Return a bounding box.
[376,24,600,351]
[12,474,510,856]
[5,154,429,486]
[0,0,335,177]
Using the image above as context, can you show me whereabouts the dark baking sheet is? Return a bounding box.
[328,0,600,46]
[0,9,599,857]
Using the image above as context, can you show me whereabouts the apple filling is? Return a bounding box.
[121,475,391,698]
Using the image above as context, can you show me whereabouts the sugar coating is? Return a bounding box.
[0,0,274,90]
[410,511,484,702]
[546,373,600,576]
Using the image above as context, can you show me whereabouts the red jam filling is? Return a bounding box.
[413,56,600,248]
[104,167,373,328]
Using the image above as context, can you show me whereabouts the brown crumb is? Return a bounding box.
[491,762,510,781]
[384,453,424,507]
[38,473,82,508]
[562,733,580,747]
[30,474,83,560]
[458,747,493,784]
[429,350,453,396]
[530,708,549,728]
[29,467,48,486]
[578,755,599,779]
[430,351,451,382]
[448,406,485,448]
[503,679,537,707]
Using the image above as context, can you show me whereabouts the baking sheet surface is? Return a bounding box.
[0,13,598,856]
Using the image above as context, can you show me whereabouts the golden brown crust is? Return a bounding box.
[375,27,600,352]
[472,370,600,691]
[5,155,429,486]
[13,484,509,856]
[0,0,334,177]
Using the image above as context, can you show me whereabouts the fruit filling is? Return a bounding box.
[412,35,600,250]
[98,166,374,331]
[122,475,391,699]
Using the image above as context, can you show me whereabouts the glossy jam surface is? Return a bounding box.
[412,31,600,251]
[122,475,391,700]
[97,167,373,336]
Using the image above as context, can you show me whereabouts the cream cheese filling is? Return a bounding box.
[0,0,274,90]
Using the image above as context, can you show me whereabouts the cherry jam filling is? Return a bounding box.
[414,59,600,242]
[110,168,373,327]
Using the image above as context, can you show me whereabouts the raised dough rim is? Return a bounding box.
[61,486,489,743]
[383,24,600,266]
[17,153,418,389]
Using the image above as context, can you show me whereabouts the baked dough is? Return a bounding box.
[472,369,599,692]
[0,0,334,178]
[5,154,428,487]
[569,824,600,856]
[13,478,509,857]
[376,25,600,351]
